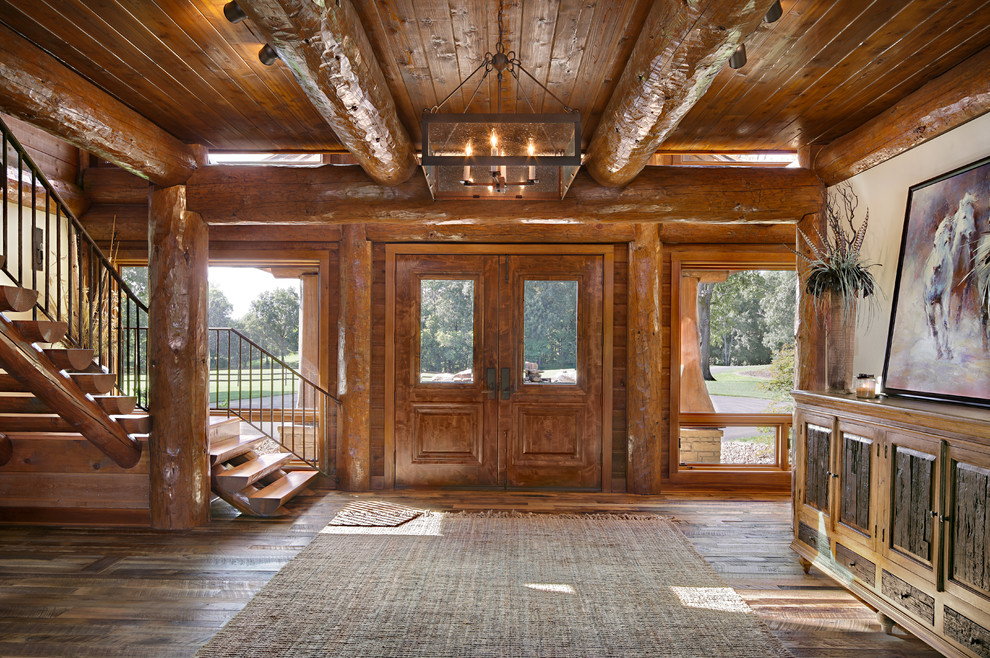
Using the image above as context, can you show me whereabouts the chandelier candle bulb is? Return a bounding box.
[528,143,536,181]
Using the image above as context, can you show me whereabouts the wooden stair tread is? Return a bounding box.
[208,416,241,442]
[0,286,38,313]
[69,372,116,395]
[112,414,151,434]
[93,395,137,415]
[214,452,291,492]
[248,470,318,515]
[11,320,67,344]
[209,435,267,464]
[43,348,95,371]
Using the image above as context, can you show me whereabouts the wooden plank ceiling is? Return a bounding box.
[0,0,987,154]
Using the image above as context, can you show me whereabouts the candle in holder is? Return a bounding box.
[856,373,877,398]
[527,142,536,181]
[462,143,472,183]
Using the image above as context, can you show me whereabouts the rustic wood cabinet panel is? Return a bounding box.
[793,391,990,658]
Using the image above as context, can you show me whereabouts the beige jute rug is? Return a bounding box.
[197,512,790,657]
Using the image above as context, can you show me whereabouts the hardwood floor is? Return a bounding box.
[0,488,939,657]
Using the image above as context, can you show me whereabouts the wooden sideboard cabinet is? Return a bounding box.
[793,391,990,657]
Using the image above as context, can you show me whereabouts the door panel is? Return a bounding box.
[393,250,604,490]
[394,255,499,488]
[501,255,603,489]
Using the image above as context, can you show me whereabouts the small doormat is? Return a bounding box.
[326,500,424,527]
[198,513,791,657]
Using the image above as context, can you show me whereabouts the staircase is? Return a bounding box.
[0,267,150,453]
[208,416,319,516]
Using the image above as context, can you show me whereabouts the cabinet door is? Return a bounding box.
[884,430,940,582]
[794,409,836,552]
[835,421,878,550]
[945,442,990,610]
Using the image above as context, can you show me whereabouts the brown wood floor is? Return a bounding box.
[0,488,939,657]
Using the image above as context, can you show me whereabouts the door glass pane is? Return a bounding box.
[523,280,577,385]
[419,279,474,383]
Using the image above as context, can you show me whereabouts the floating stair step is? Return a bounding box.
[0,375,26,392]
[11,320,67,344]
[112,414,151,434]
[69,372,116,395]
[248,470,319,516]
[214,452,291,493]
[208,416,242,443]
[43,348,94,371]
[0,286,38,313]
[94,395,136,415]
[0,396,51,413]
[210,434,267,465]
[79,361,111,374]
[0,414,74,433]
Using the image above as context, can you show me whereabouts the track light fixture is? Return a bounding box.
[259,44,278,66]
[729,44,747,70]
[223,1,248,24]
[764,0,783,23]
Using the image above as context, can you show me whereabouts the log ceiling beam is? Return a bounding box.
[81,167,149,206]
[0,24,199,187]
[583,0,768,188]
[239,0,417,186]
[5,166,89,217]
[814,45,990,186]
[187,165,822,225]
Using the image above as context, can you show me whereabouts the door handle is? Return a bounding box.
[500,367,512,400]
[485,367,497,399]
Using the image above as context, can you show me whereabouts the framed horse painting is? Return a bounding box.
[883,155,990,407]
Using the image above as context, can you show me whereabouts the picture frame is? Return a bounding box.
[882,155,990,407]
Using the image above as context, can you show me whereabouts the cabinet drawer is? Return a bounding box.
[798,521,823,551]
[835,542,875,587]
[882,570,935,625]
[945,606,990,658]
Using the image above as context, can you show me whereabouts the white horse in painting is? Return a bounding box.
[923,213,956,359]
[975,232,990,352]
[950,193,978,322]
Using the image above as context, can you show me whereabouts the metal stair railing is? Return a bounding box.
[1,116,149,409]
[208,327,339,478]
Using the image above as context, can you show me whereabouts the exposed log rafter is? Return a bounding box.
[187,165,822,225]
[584,0,768,188]
[239,0,418,186]
[815,45,990,186]
[0,24,198,187]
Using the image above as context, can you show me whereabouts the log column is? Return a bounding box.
[627,224,664,494]
[148,185,210,529]
[796,212,826,391]
[337,224,371,490]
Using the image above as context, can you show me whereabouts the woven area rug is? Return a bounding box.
[197,513,790,657]
[327,501,424,527]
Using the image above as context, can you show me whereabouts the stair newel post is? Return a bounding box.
[337,223,371,490]
[148,184,210,529]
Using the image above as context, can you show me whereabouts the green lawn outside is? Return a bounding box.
[704,365,777,400]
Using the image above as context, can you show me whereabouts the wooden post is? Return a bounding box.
[298,272,321,389]
[148,185,210,529]
[626,224,664,494]
[796,212,825,391]
[337,224,371,490]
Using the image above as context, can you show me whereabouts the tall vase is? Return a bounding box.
[825,293,856,393]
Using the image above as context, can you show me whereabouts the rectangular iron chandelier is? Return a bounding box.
[421,113,581,200]
[420,0,581,201]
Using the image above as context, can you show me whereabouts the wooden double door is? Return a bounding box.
[390,247,609,490]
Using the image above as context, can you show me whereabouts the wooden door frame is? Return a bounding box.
[385,244,613,491]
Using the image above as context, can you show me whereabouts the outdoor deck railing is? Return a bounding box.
[208,327,339,477]
[1,116,149,408]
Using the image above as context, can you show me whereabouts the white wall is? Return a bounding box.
[839,112,990,378]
